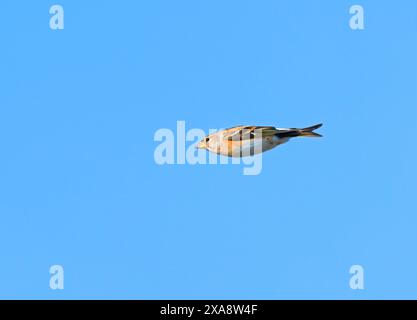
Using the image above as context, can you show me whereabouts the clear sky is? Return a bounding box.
[1,0,417,299]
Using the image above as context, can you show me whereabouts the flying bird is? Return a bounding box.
[196,123,322,157]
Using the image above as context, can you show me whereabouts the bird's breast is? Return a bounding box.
[210,135,289,157]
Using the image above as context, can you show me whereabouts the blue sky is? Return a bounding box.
[1,0,417,299]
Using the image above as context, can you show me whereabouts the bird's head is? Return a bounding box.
[196,133,220,150]
[196,136,209,149]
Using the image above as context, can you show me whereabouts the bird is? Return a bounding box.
[196,123,322,157]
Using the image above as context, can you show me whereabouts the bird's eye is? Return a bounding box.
[205,137,210,142]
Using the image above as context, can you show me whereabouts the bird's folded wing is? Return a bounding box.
[223,126,280,141]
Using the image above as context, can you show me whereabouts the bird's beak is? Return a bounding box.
[196,141,206,149]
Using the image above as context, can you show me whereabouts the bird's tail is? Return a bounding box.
[275,123,323,138]
[298,123,323,138]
